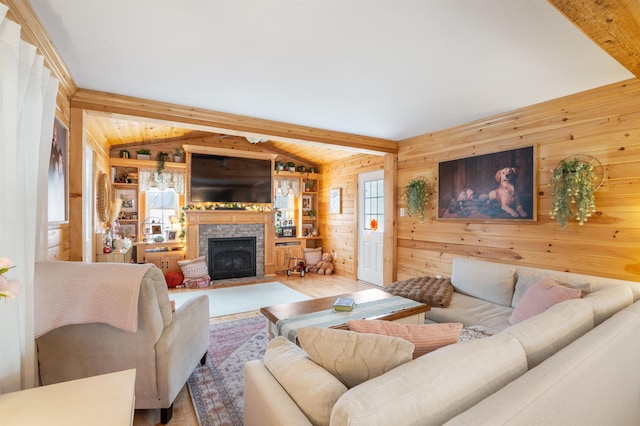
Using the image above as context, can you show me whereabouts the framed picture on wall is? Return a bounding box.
[48,118,68,223]
[115,189,136,213]
[330,188,341,214]
[302,195,312,211]
[119,224,136,240]
[437,146,535,221]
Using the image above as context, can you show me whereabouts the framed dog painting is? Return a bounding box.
[438,146,535,221]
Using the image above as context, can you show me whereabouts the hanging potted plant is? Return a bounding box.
[402,176,432,223]
[549,156,599,230]
[156,151,170,174]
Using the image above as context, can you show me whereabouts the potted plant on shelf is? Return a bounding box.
[275,161,285,172]
[287,161,295,172]
[136,148,151,160]
[172,147,184,163]
[549,156,599,230]
[297,165,306,173]
[402,176,432,223]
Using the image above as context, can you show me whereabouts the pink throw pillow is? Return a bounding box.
[509,276,581,325]
[347,320,463,358]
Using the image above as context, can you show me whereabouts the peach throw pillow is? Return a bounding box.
[348,320,463,358]
[509,276,581,325]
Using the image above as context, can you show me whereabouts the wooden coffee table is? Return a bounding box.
[260,288,430,339]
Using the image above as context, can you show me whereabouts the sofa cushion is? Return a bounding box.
[583,285,634,325]
[177,256,211,285]
[383,276,455,307]
[509,277,582,325]
[426,292,513,333]
[511,268,592,308]
[451,257,516,307]
[330,333,528,426]
[502,298,593,369]
[348,320,462,358]
[264,337,347,426]
[297,327,414,388]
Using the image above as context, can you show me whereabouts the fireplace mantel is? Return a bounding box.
[185,210,276,276]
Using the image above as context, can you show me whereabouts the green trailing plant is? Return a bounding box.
[156,151,169,174]
[549,157,598,230]
[402,177,431,223]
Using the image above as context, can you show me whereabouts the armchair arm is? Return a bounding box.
[155,295,210,407]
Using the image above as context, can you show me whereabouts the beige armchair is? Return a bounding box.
[35,262,209,423]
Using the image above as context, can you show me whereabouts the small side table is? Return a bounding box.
[96,247,132,263]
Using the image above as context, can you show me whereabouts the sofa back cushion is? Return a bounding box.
[511,268,592,308]
[508,277,582,325]
[330,333,528,426]
[297,327,414,388]
[583,285,634,325]
[264,337,347,425]
[502,298,593,369]
[451,257,516,307]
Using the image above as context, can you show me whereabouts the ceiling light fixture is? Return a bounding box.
[246,136,269,144]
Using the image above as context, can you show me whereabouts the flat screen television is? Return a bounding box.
[190,153,273,204]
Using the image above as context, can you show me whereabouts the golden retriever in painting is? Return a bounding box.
[489,167,527,217]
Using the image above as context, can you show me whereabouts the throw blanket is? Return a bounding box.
[34,261,153,338]
[383,275,455,307]
[276,296,425,342]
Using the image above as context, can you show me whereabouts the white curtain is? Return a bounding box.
[139,168,185,194]
[274,177,300,197]
[0,4,59,393]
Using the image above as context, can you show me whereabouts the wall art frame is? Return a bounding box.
[115,188,136,212]
[48,117,68,223]
[437,146,536,221]
[330,188,341,214]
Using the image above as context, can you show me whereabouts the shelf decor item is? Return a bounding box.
[287,162,295,172]
[172,147,184,163]
[136,148,151,160]
[402,176,432,223]
[549,154,603,230]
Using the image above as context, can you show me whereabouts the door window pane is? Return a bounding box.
[364,179,384,231]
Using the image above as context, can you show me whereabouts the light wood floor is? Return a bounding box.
[133,273,376,426]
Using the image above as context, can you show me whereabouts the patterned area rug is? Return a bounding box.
[188,316,268,426]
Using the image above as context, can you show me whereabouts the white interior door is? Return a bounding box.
[357,170,384,286]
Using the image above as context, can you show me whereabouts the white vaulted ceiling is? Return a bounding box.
[29,0,632,145]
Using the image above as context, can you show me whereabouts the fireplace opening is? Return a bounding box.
[208,237,257,280]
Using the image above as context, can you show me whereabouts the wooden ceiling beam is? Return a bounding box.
[71,89,398,155]
[548,0,640,79]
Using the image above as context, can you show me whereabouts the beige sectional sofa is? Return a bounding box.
[244,257,640,425]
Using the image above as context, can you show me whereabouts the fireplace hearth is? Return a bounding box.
[208,237,257,280]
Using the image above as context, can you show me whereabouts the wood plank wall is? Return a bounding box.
[397,78,640,282]
[320,154,386,278]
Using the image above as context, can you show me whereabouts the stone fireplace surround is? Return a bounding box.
[185,211,276,278]
[200,225,264,278]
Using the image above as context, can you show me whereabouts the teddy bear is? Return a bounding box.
[315,253,334,275]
